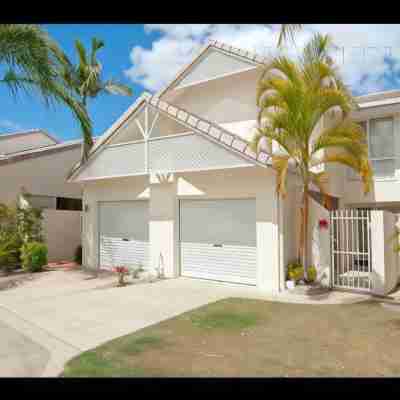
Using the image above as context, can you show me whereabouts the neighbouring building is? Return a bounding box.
[0,129,84,262]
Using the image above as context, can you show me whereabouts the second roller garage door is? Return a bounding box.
[180,199,257,285]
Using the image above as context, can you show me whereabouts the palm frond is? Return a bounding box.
[103,80,132,96]
[277,24,303,47]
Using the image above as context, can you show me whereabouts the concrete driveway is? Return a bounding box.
[0,268,255,377]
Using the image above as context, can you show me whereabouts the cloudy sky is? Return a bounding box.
[1,24,400,141]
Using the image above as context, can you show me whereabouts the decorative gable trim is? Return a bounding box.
[68,93,271,181]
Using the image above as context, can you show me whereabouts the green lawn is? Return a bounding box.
[62,298,400,377]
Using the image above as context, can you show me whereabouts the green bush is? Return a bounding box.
[21,242,48,272]
[307,265,317,283]
[287,261,304,282]
[74,245,82,265]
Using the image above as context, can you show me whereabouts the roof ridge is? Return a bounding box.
[146,94,270,167]
[208,39,268,65]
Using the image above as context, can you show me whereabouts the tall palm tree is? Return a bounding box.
[252,33,373,272]
[278,24,303,47]
[57,38,132,161]
[0,24,91,140]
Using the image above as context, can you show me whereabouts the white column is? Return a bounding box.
[149,174,178,278]
[256,178,280,293]
[370,210,386,295]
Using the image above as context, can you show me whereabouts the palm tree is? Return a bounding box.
[252,33,373,273]
[0,24,91,140]
[278,24,303,47]
[57,38,132,161]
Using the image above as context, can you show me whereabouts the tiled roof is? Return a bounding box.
[0,138,97,166]
[0,129,60,144]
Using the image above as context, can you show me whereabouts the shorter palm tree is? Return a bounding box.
[252,33,373,272]
[57,38,132,162]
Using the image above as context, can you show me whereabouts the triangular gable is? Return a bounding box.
[68,93,271,182]
[174,47,257,89]
[157,40,268,97]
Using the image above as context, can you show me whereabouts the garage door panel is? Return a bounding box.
[99,201,149,270]
[180,199,257,285]
[100,237,149,269]
[99,201,148,240]
[180,199,256,247]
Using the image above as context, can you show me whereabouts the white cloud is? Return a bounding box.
[0,119,23,133]
[125,24,400,94]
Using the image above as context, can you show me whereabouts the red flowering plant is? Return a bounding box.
[319,218,329,230]
[113,266,129,286]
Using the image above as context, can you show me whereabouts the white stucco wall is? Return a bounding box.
[308,197,331,287]
[0,147,83,205]
[43,209,82,262]
[370,210,399,295]
[82,166,287,293]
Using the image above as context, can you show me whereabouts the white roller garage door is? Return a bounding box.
[99,201,149,270]
[180,199,257,285]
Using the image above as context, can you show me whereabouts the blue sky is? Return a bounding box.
[1,24,400,141]
[0,24,158,141]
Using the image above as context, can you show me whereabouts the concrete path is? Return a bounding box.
[0,320,50,377]
[0,269,371,377]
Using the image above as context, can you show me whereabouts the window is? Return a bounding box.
[56,197,82,211]
[27,195,82,211]
[348,117,396,179]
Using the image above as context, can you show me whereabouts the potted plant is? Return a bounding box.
[113,266,129,286]
[306,265,318,285]
[286,262,304,290]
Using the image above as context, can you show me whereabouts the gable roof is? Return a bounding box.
[0,129,59,144]
[68,92,271,181]
[0,138,83,166]
[157,39,268,98]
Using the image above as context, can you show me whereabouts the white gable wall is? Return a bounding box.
[164,68,261,130]
[174,48,257,89]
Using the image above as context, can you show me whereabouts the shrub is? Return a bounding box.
[21,242,48,272]
[16,205,44,243]
[74,245,82,265]
[307,265,317,283]
[287,261,304,282]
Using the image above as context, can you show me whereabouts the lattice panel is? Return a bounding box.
[78,142,146,179]
[149,133,252,173]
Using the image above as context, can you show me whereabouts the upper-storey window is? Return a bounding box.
[348,117,395,179]
[369,117,395,177]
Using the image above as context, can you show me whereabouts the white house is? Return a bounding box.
[0,129,84,262]
[69,40,400,295]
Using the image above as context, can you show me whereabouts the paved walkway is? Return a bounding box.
[0,269,372,377]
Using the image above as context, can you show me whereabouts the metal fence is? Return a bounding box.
[330,209,372,292]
